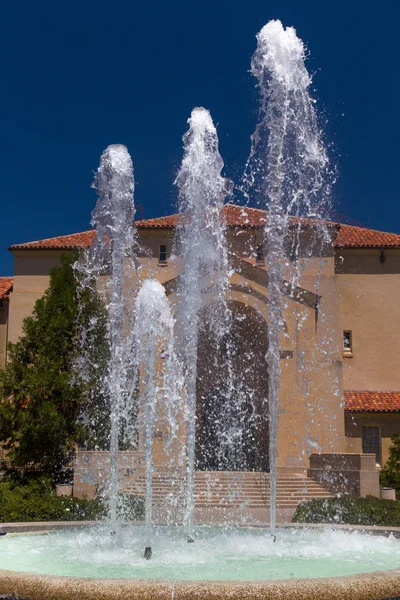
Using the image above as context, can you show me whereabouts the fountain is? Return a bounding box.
[174,106,233,540]
[1,19,400,600]
[73,143,140,534]
[130,278,179,558]
[249,19,332,534]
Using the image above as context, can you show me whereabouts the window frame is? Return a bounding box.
[158,244,167,265]
[343,330,353,358]
[255,244,264,264]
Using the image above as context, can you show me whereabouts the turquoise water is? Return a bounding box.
[1,526,399,581]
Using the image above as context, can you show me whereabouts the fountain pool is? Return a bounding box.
[2,526,400,580]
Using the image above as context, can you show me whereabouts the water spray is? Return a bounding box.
[132,279,179,560]
[174,107,232,541]
[75,144,138,535]
[250,20,331,535]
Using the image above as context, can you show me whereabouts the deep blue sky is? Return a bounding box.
[0,0,398,274]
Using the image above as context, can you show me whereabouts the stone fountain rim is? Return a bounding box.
[1,567,400,600]
[2,522,400,599]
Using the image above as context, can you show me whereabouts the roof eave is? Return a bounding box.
[345,408,400,413]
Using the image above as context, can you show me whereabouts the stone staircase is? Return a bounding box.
[126,470,331,509]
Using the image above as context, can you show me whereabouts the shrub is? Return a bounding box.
[0,253,109,477]
[292,496,400,527]
[117,493,145,521]
[0,477,105,522]
[0,476,144,523]
[380,433,400,494]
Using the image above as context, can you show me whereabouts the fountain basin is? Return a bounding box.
[1,525,400,599]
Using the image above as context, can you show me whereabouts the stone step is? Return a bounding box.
[145,478,308,483]
[148,482,319,488]
[130,479,328,489]
[138,482,328,488]
[149,485,329,492]
[124,471,331,509]
[148,484,330,491]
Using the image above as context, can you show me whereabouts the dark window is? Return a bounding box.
[256,245,264,263]
[343,330,352,352]
[362,426,381,465]
[159,244,167,264]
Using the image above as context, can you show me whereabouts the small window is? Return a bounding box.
[362,426,381,465]
[256,245,264,264]
[159,244,167,264]
[343,330,352,356]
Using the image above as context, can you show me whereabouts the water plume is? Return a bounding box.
[174,107,232,539]
[250,20,332,533]
[75,144,138,531]
[131,279,179,556]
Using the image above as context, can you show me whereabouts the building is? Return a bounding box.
[1,204,400,497]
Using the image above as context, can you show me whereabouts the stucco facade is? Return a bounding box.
[2,205,400,473]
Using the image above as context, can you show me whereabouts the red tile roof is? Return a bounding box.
[137,214,179,229]
[0,277,13,299]
[344,390,400,413]
[10,230,96,250]
[8,204,400,250]
[133,205,309,229]
[336,224,400,248]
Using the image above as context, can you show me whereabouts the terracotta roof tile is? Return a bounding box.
[344,390,400,412]
[9,230,96,250]
[132,205,269,229]
[224,204,267,227]
[0,277,13,299]
[8,204,400,250]
[137,214,179,229]
[335,224,400,248]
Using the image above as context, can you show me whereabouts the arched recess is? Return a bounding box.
[164,279,290,342]
[195,299,270,471]
[160,267,311,472]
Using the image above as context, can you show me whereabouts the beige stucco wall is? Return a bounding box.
[277,255,346,468]
[336,249,400,391]
[8,250,75,344]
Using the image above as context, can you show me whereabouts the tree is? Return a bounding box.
[380,433,400,493]
[0,253,109,477]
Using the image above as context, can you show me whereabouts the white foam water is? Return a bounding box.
[174,107,232,539]
[250,20,333,533]
[74,144,139,530]
[130,279,180,549]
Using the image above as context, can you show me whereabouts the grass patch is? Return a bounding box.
[292,496,400,527]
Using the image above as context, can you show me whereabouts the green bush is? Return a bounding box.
[292,496,400,527]
[380,433,400,494]
[0,476,144,523]
[117,493,145,521]
[0,253,110,477]
[0,477,105,522]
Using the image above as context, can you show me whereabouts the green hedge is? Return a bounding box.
[292,496,400,527]
[0,477,144,523]
[380,433,400,495]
